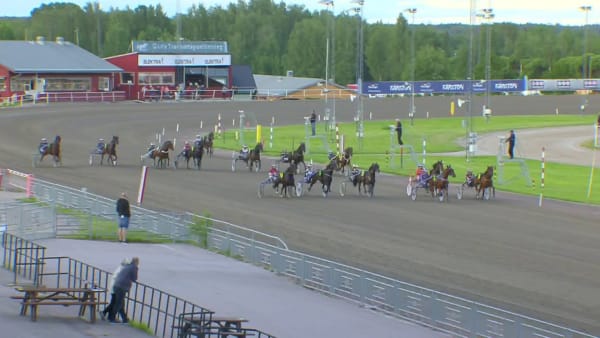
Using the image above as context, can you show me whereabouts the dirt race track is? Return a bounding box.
[1,95,600,335]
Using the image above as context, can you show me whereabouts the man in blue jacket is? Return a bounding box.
[108,257,139,323]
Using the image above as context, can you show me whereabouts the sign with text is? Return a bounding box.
[133,40,228,54]
[138,54,232,67]
[362,79,524,95]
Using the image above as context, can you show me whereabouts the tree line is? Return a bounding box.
[0,0,598,86]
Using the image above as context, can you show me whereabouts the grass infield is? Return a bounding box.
[215,115,600,204]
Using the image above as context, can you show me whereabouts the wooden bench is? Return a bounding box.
[12,286,106,322]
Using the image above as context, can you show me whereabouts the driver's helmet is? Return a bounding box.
[41,138,47,142]
[196,134,201,138]
[271,164,277,168]
[467,170,473,175]
[417,163,424,168]
[150,142,155,146]
[185,141,189,145]
[352,164,359,169]
[242,145,248,151]
[98,138,104,142]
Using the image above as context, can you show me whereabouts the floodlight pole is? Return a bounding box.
[406,8,417,125]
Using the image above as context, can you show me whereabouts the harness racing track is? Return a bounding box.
[1,96,599,335]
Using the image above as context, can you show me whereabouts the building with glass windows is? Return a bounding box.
[106,40,239,100]
[0,37,123,101]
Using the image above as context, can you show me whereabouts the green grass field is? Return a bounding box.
[215,114,600,204]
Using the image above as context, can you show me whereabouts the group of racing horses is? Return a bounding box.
[36,134,491,200]
[36,132,215,170]
[414,160,495,200]
[262,143,380,198]
[151,132,214,169]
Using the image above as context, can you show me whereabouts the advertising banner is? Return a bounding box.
[363,79,524,95]
[138,54,232,67]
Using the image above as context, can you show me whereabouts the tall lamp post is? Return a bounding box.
[466,0,476,161]
[405,8,417,125]
[580,5,592,113]
[319,0,336,132]
[580,6,592,81]
[479,8,494,117]
[350,0,365,148]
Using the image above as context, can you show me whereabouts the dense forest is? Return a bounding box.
[1,0,599,86]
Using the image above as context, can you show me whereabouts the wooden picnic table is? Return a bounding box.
[11,286,106,322]
[178,314,248,338]
[210,316,248,337]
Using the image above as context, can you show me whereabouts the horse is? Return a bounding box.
[175,147,192,169]
[204,132,214,158]
[290,143,306,173]
[360,163,380,197]
[39,135,62,167]
[430,160,444,177]
[153,140,174,168]
[277,163,297,198]
[431,165,456,201]
[101,136,118,166]
[248,142,263,172]
[476,166,495,200]
[333,147,353,175]
[190,142,205,170]
[308,162,335,196]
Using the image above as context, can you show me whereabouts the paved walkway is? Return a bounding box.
[0,190,449,338]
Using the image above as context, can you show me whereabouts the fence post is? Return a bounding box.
[539,147,545,207]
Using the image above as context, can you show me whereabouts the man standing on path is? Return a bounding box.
[108,257,139,323]
[116,192,131,243]
[310,110,317,136]
[395,119,403,145]
[505,130,516,159]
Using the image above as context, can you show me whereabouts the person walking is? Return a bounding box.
[505,130,516,159]
[310,110,317,136]
[395,119,403,145]
[108,257,139,323]
[101,258,130,322]
[116,192,131,243]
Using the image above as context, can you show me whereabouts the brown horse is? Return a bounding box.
[101,136,119,166]
[39,135,62,167]
[279,143,306,174]
[333,147,353,175]
[430,160,444,177]
[248,142,263,172]
[476,166,495,200]
[203,132,214,158]
[430,165,456,202]
[307,161,335,196]
[153,140,174,168]
[360,163,380,197]
[277,163,297,198]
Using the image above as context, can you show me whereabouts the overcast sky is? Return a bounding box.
[4,1,597,26]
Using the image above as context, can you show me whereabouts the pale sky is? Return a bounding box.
[2,0,597,26]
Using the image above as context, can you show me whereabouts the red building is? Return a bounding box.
[0,37,123,102]
[106,41,233,100]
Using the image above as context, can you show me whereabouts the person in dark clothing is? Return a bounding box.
[505,130,516,159]
[108,257,139,323]
[395,119,403,145]
[101,258,130,322]
[116,192,131,243]
[310,110,317,136]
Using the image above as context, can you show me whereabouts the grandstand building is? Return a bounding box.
[106,41,255,100]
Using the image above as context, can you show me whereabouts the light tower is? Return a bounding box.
[405,8,417,125]
[350,0,365,147]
